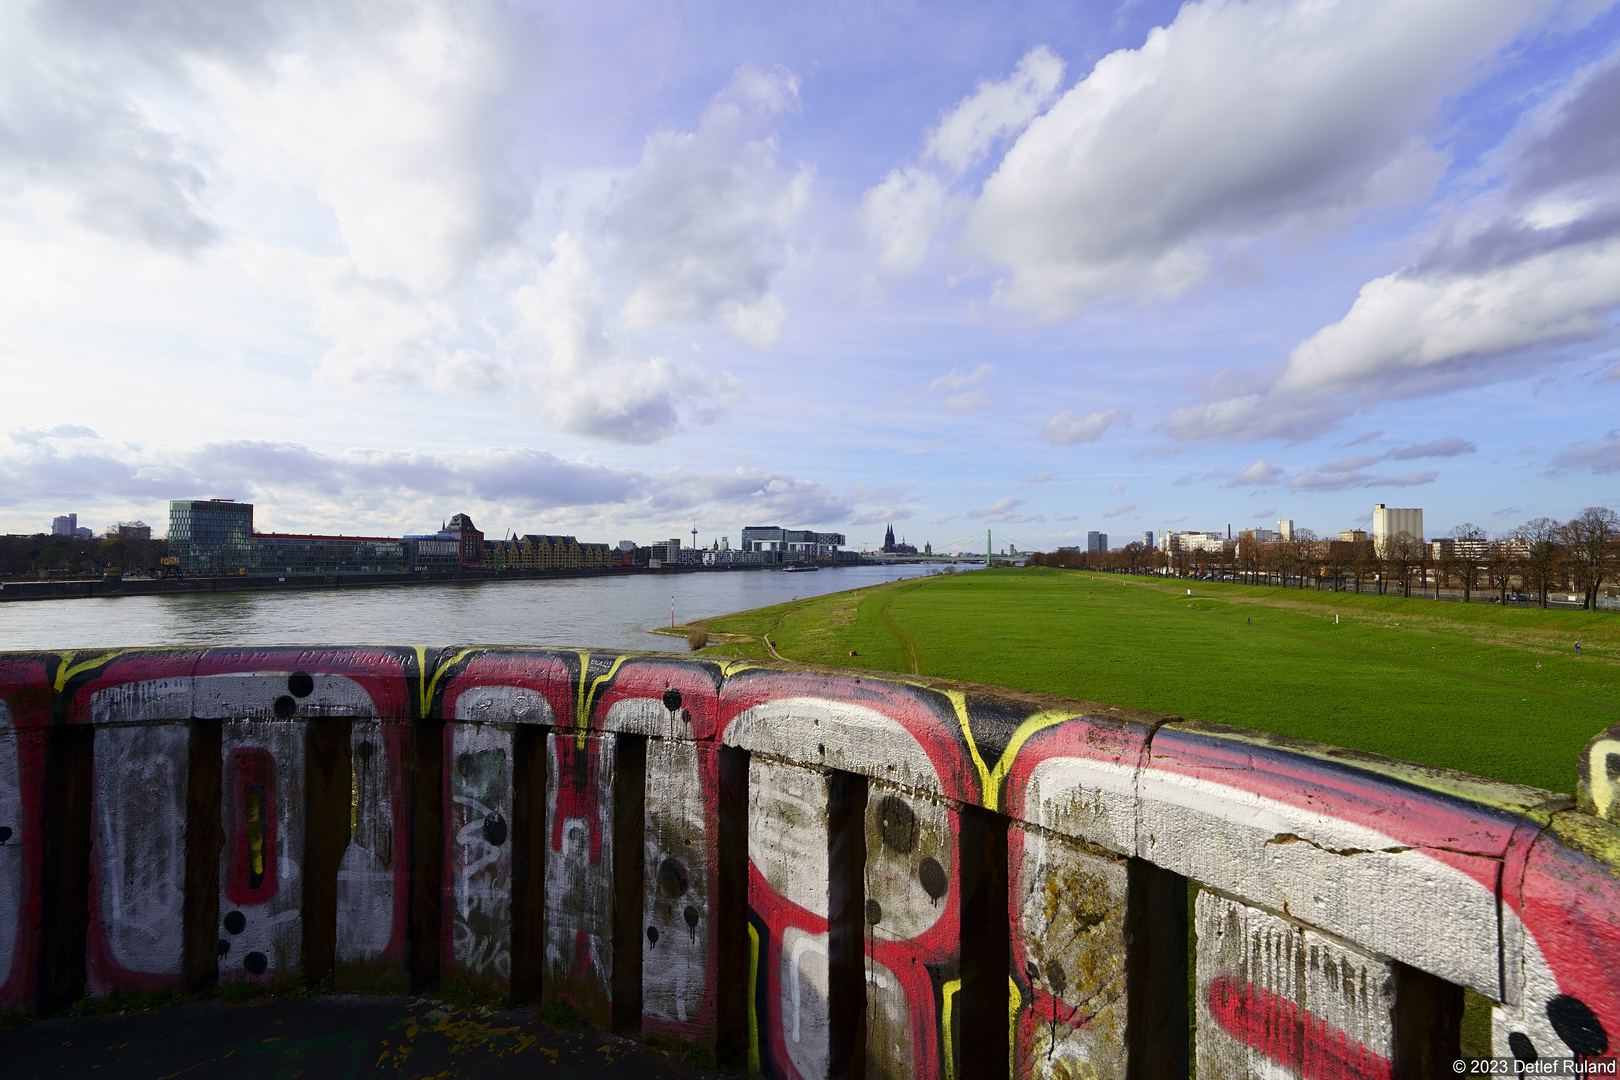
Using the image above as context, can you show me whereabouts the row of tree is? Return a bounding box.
[1030,506,1620,610]
[0,533,170,578]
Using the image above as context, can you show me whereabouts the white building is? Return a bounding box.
[1277,519,1295,541]
[1372,504,1424,546]
[1160,530,1227,554]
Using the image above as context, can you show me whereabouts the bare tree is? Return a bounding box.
[1380,531,1424,598]
[1448,523,1486,602]
[1321,541,1351,592]
[1289,529,1319,589]
[1486,538,1519,603]
[1353,538,1379,593]
[1517,518,1564,608]
[1562,506,1620,610]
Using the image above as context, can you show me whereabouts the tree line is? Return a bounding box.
[1029,506,1620,610]
[0,532,170,578]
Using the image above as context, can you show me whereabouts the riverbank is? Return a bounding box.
[685,566,1620,793]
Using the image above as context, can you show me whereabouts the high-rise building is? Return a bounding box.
[1087,531,1107,553]
[1278,519,1295,541]
[1141,531,1155,550]
[1372,504,1424,546]
[168,499,255,573]
[51,513,76,536]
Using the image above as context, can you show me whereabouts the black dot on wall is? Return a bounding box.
[662,688,682,712]
[287,672,315,698]
[647,925,660,944]
[1547,994,1609,1056]
[356,741,376,760]
[875,795,917,854]
[0,826,11,844]
[659,857,690,898]
[918,857,948,902]
[223,910,246,935]
[482,813,507,847]
[1508,1031,1538,1063]
[1025,960,1040,984]
[244,952,268,976]
[865,899,882,925]
[217,939,230,956]
[1046,960,1067,997]
[684,905,700,929]
[273,695,297,718]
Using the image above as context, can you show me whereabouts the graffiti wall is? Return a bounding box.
[0,646,1613,1078]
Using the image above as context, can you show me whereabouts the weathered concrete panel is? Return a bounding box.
[1494,810,1620,1067]
[544,729,617,1026]
[1196,890,1396,1080]
[864,780,957,1080]
[1142,722,1560,999]
[597,656,724,742]
[335,719,412,992]
[442,721,515,999]
[218,720,304,985]
[87,723,190,994]
[0,688,42,1012]
[642,738,717,1046]
[749,756,833,1080]
[1577,721,1620,826]
[1010,826,1128,1080]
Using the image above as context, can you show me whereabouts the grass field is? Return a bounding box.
[683,566,1620,794]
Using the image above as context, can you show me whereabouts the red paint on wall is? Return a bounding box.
[1207,974,1392,1080]
[225,747,279,907]
[550,736,604,862]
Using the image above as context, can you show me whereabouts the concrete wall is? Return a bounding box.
[0,647,1615,1078]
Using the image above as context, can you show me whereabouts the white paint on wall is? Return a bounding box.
[448,722,514,983]
[749,757,831,918]
[453,686,555,726]
[865,781,951,943]
[643,738,708,1026]
[218,720,305,982]
[1138,767,1502,997]
[727,698,941,797]
[544,730,616,1011]
[195,673,377,718]
[336,719,395,967]
[1022,755,1137,858]
[780,924,831,1080]
[93,723,189,983]
[90,677,194,724]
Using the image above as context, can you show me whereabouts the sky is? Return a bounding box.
[4,0,1620,552]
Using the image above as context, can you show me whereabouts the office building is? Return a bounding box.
[255,533,405,574]
[402,532,461,572]
[109,521,152,541]
[745,526,847,562]
[1161,530,1228,554]
[1339,530,1368,543]
[52,514,75,536]
[1278,519,1295,541]
[1141,531,1154,550]
[1372,504,1424,546]
[169,499,256,573]
[1087,531,1107,553]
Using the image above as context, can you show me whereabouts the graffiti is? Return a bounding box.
[0,644,1612,1075]
[543,730,615,1025]
[444,725,513,994]
[219,721,303,982]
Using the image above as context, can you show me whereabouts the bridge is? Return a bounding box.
[0,646,1615,1077]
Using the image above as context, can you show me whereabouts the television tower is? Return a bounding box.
[691,524,698,549]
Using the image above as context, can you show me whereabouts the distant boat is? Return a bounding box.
[782,564,820,573]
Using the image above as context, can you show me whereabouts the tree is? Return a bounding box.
[1288,529,1319,589]
[1321,541,1351,592]
[1352,539,1378,594]
[1486,537,1520,604]
[1517,518,1564,608]
[1381,531,1424,598]
[1448,524,1486,602]
[1561,506,1620,610]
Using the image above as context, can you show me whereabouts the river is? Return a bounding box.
[0,563,967,652]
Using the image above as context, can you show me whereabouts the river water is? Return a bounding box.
[0,564,965,652]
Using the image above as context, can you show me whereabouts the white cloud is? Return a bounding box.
[1108,483,1126,494]
[512,233,740,444]
[1287,468,1439,491]
[1042,408,1129,446]
[929,363,995,391]
[943,389,998,415]
[606,65,810,347]
[1225,458,1284,487]
[856,46,1061,279]
[1102,503,1136,519]
[1028,471,1056,483]
[1551,430,1620,473]
[967,496,1045,524]
[925,45,1066,174]
[966,0,1547,317]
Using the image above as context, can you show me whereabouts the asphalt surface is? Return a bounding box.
[0,995,729,1079]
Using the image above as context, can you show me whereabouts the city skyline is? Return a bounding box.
[4,1,1620,549]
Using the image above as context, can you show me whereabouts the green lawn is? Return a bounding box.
[687,567,1620,794]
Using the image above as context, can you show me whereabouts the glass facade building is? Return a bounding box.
[168,499,255,573]
[253,534,406,574]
